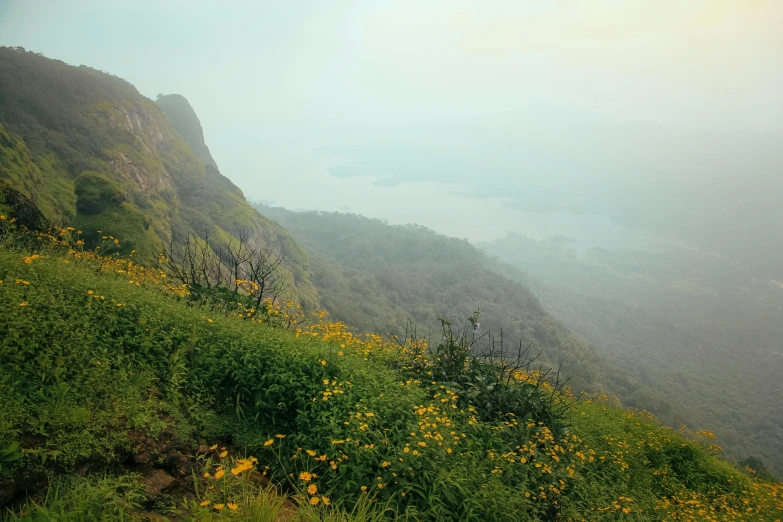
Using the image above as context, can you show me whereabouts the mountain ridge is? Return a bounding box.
[0,46,317,305]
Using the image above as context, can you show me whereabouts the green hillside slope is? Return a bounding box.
[479,233,783,478]
[0,47,315,304]
[0,226,781,520]
[253,205,623,395]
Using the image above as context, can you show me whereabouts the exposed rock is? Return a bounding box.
[247,470,270,488]
[0,185,49,232]
[141,469,175,500]
[133,451,152,465]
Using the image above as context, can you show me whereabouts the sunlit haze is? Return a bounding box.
[2,0,781,265]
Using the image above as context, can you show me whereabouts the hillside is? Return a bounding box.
[253,205,630,395]
[1,223,781,520]
[479,233,783,477]
[0,47,315,304]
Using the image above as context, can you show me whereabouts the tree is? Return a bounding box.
[161,232,288,318]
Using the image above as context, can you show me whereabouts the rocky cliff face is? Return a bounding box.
[0,46,316,304]
[155,94,218,170]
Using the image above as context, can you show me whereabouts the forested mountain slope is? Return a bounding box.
[0,47,315,303]
[2,229,781,520]
[254,205,617,394]
[479,233,783,477]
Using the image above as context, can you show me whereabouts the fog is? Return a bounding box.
[2,0,781,273]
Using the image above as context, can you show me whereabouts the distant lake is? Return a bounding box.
[243,152,669,252]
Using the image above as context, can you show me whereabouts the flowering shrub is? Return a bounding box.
[0,230,781,521]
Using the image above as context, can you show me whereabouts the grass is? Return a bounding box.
[0,227,781,521]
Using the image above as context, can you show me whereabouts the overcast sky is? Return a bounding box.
[1,1,782,270]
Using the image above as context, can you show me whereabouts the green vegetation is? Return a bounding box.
[254,205,615,395]
[0,224,781,520]
[1,44,781,521]
[479,233,783,478]
[0,47,316,305]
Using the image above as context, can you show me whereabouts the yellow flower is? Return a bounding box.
[309,496,320,506]
[264,439,274,446]
[199,499,211,507]
[214,503,225,510]
[306,450,317,457]
[361,485,367,492]
[307,484,318,495]
[209,444,218,450]
[321,496,330,506]
[299,471,313,483]
[276,434,286,439]
[214,469,225,479]
[203,472,210,478]
[19,302,28,307]
[227,503,238,510]
[87,290,94,295]
[219,450,228,458]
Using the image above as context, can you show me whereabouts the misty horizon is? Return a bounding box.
[2,0,781,274]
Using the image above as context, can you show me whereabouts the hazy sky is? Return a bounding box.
[1,1,782,269]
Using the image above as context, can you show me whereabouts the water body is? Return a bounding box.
[242,149,668,252]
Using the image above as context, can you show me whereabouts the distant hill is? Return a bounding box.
[254,204,621,394]
[479,232,783,477]
[0,47,316,304]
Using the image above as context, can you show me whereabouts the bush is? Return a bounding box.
[0,234,781,521]
[73,171,125,216]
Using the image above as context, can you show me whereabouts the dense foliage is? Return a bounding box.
[479,233,783,478]
[254,205,614,395]
[0,226,781,520]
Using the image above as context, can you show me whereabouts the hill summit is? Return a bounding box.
[0,46,315,304]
